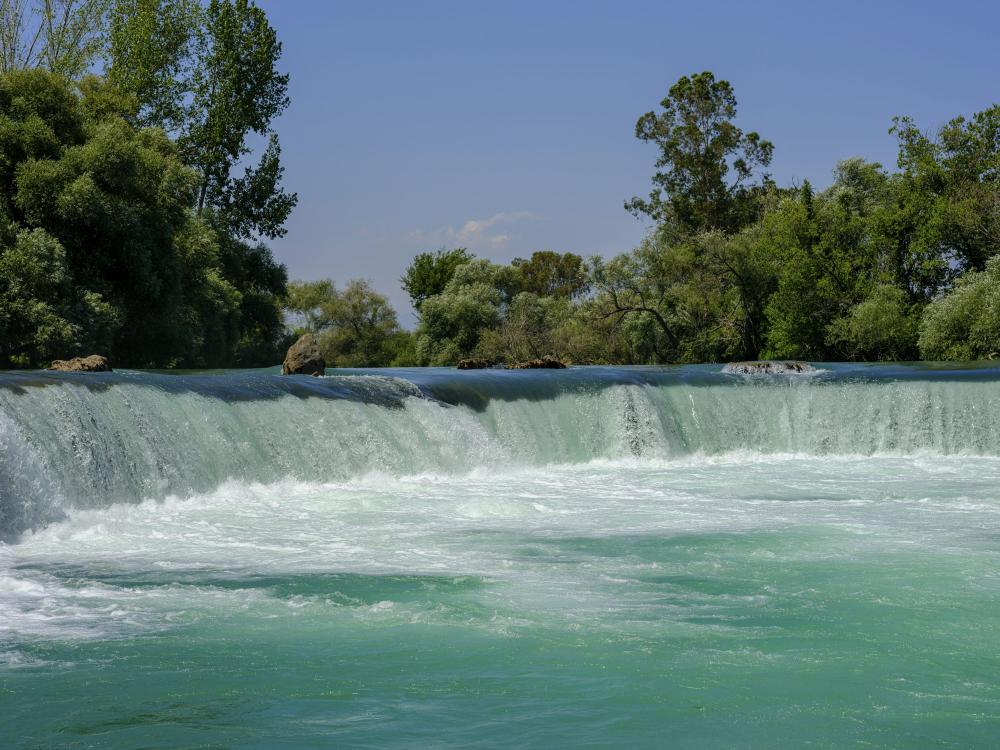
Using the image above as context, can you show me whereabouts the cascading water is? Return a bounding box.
[3,364,1000,539]
[2,364,999,748]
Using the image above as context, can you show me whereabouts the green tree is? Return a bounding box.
[590,235,744,364]
[511,250,588,299]
[826,285,919,361]
[589,240,682,362]
[919,257,1000,360]
[216,233,288,365]
[414,260,511,365]
[0,68,260,367]
[0,0,110,78]
[475,291,573,363]
[185,0,295,239]
[0,68,86,211]
[762,162,897,360]
[11,112,199,363]
[317,280,403,367]
[285,278,409,368]
[0,2,295,368]
[401,247,473,312]
[890,106,1000,275]
[105,0,297,240]
[285,278,336,333]
[104,0,295,362]
[627,71,774,235]
[169,216,242,367]
[106,0,198,130]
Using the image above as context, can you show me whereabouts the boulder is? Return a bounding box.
[282,334,325,376]
[48,355,112,372]
[722,360,816,376]
[509,355,567,370]
[457,357,497,370]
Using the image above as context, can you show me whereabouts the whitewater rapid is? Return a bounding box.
[5,452,999,642]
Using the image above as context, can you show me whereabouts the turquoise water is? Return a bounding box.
[2,365,999,747]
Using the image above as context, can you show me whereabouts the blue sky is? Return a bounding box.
[257,0,1000,324]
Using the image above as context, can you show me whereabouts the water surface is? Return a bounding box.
[1,364,998,747]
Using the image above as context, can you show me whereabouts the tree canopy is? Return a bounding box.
[3,56,1000,369]
[286,279,412,367]
[1,0,110,78]
[627,71,774,236]
[402,74,1000,367]
[0,0,294,368]
[401,247,473,312]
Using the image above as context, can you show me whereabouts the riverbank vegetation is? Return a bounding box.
[389,72,1000,366]
[1,0,292,368]
[1,4,998,367]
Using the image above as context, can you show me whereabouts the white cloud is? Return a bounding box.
[407,211,536,250]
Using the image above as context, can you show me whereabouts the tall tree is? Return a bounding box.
[185,0,295,239]
[0,68,254,367]
[0,0,109,78]
[105,0,197,130]
[890,106,1000,274]
[285,279,408,367]
[918,256,1000,360]
[285,278,337,333]
[104,0,295,363]
[106,0,297,240]
[627,71,774,236]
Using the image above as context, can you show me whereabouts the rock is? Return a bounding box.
[48,355,112,372]
[722,360,816,376]
[509,355,567,370]
[282,334,325,376]
[457,357,497,370]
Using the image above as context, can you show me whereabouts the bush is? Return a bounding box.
[827,285,919,361]
[0,228,119,366]
[919,257,1000,360]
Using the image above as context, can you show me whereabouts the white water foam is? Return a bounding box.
[3,453,999,642]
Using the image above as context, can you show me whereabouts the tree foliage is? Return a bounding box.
[286,279,413,367]
[404,75,1000,367]
[512,251,588,299]
[414,260,507,365]
[106,0,197,130]
[105,0,297,241]
[627,71,774,236]
[0,0,109,78]
[0,66,289,367]
[401,247,473,312]
[919,257,1000,360]
[4,56,1000,368]
[0,226,117,365]
[0,0,294,368]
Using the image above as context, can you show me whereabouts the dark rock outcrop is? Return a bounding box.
[282,334,325,376]
[722,360,816,376]
[509,355,567,370]
[457,358,497,370]
[48,355,112,372]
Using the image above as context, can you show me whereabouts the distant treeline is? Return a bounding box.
[290,72,1000,367]
[1,5,998,368]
